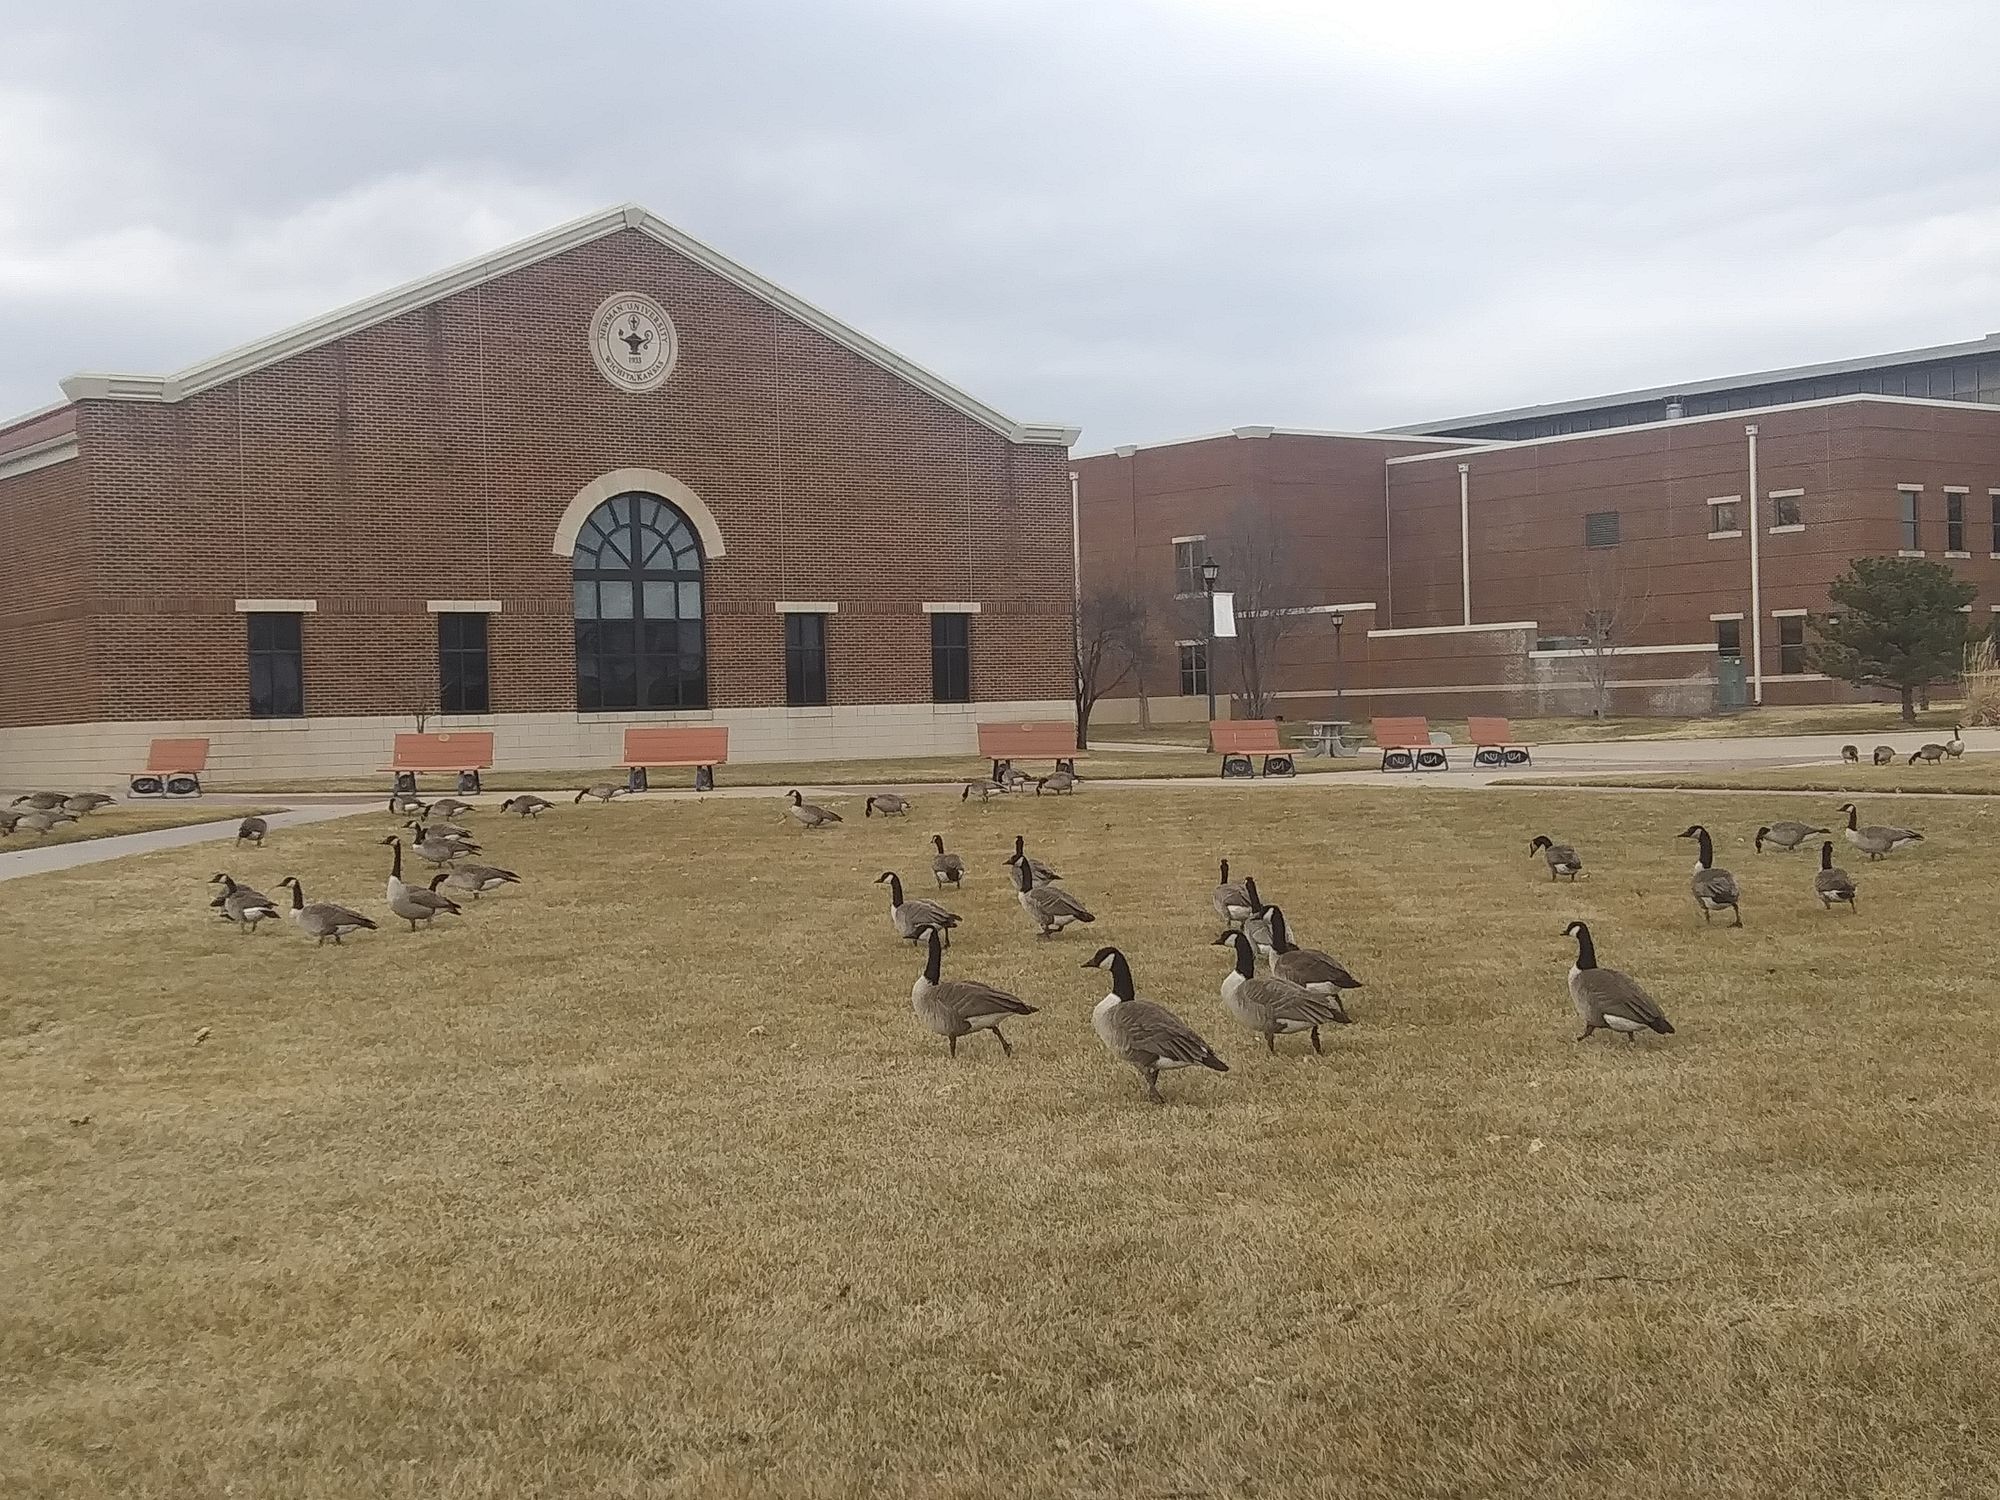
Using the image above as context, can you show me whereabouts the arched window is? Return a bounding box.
[572,492,706,710]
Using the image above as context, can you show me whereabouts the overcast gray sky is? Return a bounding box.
[6,1,2000,446]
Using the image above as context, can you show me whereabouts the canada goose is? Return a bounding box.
[1909,739,1948,765]
[422,818,475,840]
[1262,906,1361,1017]
[61,792,114,815]
[876,871,961,945]
[574,782,625,804]
[1837,802,1923,860]
[380,836,462,932]
[8,809,74,837]
[960,780,1002,805]
[784,789,842,830]
[1036,769,1078,796]
[910,925,1037,1057]
[1753,820,1830,853]
[10,791,67,810]
[404,821,479,865]
[1240,877,1277,954]
[1212,929,1345,1055]
[1083,946,1228,1102]
[996,764,1033,793]
[499,795,552,818]
[1212,859,1253,927]
[864,793,911,818]
[1009,835,1061,885]
[275,876,377,945]
[428,797,475,820]
[439,863,522,899]
[930,834,965,889]
[1840,744,1860,764]
[1871,746,1896,766]
[1527,835,1583,881]
[1813,840,1857,912]
[1678,825,1742,926]
[1012,855,1095,937]
[0,810,23,836]
[235,816,268,847]
[209,873,279,933]
[387,791,427,815]
[1945,725,1966,758]
[1563,921,1674,1043]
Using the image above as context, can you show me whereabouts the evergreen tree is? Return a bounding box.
[1811,557,1975,722]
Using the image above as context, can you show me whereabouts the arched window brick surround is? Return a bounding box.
[552,469,728,560]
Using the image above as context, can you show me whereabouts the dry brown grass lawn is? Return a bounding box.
[2,805,280,849]
[3,785,1996,1498]
[1556,752,2000,796]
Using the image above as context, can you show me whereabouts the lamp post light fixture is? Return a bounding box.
[1200,557,1221,726]
[1329,609,1345,713]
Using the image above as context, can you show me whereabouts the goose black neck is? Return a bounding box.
[1266,905,1291,951]
[1014,835,1026,857]
[1244,876,1261,904]
[1219,858,1230,884]
[933,835,945,853]
[1572,924,1597,969]
[288,882,304,910]
[923,927,942,983]
[1694,829,1714,867]
[1845,806,1858,830]
[1108,952,1135,1001]
[388,841,403,879]
[885,873,904,905]
[1821,842,1834,870]
[1230,932,1255,978]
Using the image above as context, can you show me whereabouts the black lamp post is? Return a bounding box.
[1329,609,1345,714]
[1200,556,1221,725]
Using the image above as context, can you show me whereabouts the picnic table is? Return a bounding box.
[1303,720,1355,757]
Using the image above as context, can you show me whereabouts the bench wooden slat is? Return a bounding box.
[976,722,1083,760]
[622,726,730,766]
[144,737,210,774]
[1369,716,1431,749]
[1467,716,1523,746]
[383,731,495,772]
[1210,720,1283,754]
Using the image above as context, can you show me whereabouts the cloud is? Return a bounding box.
[4,0,2000,442]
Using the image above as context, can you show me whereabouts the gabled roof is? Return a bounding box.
[55,204,1080,448]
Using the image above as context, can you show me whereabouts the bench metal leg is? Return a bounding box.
[694,764,715,792]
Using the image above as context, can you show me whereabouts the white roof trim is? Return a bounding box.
[1367,620,1537,638]
[55,202,1080,448]
[1384,394,2000,466]
[0,434,78,481]
[1074,426,1491,461]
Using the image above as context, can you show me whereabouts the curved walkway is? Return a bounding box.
[0,802,379,883]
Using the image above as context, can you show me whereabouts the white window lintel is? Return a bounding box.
[426,599,501,613]
[1709,612,1744,622]
[1771,608,1809,618]
[774,600,838,614]
[922,601,981,614]
[235,598,317,613]
[1767,488,1805,499]
[1705,495,1743,506]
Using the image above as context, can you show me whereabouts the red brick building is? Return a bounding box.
[0,205,1079,783]
[1077,388,2000,724]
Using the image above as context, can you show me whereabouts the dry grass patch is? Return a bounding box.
[3,786,1997,1498]
[1549,753,2000,796]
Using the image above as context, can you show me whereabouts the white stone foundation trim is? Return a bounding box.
[0,700,1074,787]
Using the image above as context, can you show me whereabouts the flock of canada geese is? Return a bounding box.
[4,757,1944,1102]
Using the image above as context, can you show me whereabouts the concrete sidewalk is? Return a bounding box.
[0,802,379,882]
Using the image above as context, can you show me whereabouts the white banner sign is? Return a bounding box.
[1211,590,1237,639]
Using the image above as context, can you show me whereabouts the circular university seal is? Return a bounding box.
[589,291,679,392]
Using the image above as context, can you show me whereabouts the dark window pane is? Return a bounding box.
[1947,493,1966,551]
[1778,616,1807,674]
[930,612,971,703]
[1178,642,1207,697]
[1584,511,1620,548]
[1901,491,1920,549]
[784,612,828,707]
[437,612,489,714]
[247,612,304,718]
[1716,619,1741,659]
[1770,494,1801,528]
[572,491,706,711]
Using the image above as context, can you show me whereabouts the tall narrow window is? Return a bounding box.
[571,492,706,711]
[1991,493,2000,554]
[1946,493,1966,552]
[930,612,971,703]
[1584,511,1621,548]
[1178,642,1208,697]
[437,612,490,714]
[1777,616,1807,675]
[247,612,304,718]
[1173,538,1207,597]
[1715,619,1742,659]
[1900,490,1921,550]
[784,613,828,707]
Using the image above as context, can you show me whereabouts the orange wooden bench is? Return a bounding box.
[1468,715,1532,768]
[130,737,210,798]
[1371,715,1448,771]
[622,725,729,791]
[1210,719,1295,778]
[976,721,1083,783]
[382,730,495,794]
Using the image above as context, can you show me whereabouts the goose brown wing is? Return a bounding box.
[1275,946,1361,989]
[1028,885,1093,920]
[1694,869,1739,903]
[309,902,378,930]
[1576,968,1668,1029]
[932,978,1037,1021]
[1238,975,1343,1026]
[902,898,961,927]
[1814,868,1856,897]
[1111,998,1223,1066]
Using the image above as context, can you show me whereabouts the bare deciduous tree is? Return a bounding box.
[1209,507,1313,719]
[1561,557,1651,719]
[1073,585,1150,748]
